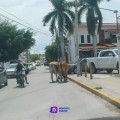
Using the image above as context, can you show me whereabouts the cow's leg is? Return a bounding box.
[63,76,65,82]
[64,73,67,82]
[60,74,62,82]
[51,72,54,83]
[65,74,68,82]
[57,73,60,82]
[56,73,59,82]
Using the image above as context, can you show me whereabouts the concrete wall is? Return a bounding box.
[67,27,99,64]
[77,28,99,44]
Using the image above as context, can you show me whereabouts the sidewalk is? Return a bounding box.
[68,71,120,108]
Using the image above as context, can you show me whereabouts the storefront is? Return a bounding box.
[79,44,117,58]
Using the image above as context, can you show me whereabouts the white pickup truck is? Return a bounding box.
[85,49,118,73]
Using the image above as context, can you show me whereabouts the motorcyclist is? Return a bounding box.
[16,60,29,84]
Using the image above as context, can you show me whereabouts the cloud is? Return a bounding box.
[0,0,22,7]
[0,0,53,53]
[100,0,120,23]
[0,0,120,53]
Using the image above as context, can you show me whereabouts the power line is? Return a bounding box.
[100,7,116,12]
[0,13,51,37]
[0,2,118,37]
[0,7,50,34]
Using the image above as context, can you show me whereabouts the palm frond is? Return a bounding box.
[58,13,64,31]
[63,13,73,33]
[97,0,110,4]
[65,9,75,21]
[43,10,56,26]
[50,0,65,11]
[49,15,57,35]
[78,5,88,23]
[86,8,96,36]
[94,6,103,33]
[65,1,75,8]
[79,0,89,6]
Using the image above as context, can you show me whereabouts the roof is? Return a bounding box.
[79,44,117,51]
[77,23,120,30]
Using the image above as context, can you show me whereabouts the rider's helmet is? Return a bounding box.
[17,59,21,64]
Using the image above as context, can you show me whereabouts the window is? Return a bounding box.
[100,51,115,57]
[81,35,84,43]
[115,49,118,55]
[87,35,91,43]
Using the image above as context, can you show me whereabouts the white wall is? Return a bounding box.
[78,28,99,44]
[67,27,100,64]
[68,35,77,64]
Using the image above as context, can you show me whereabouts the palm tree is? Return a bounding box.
[78,0,110,57]
[43,0,75,61]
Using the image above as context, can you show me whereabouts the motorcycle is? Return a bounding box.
[17,71,25,88]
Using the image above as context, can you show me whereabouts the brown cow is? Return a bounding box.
[49,61,59,82]
[58,61,69,82]
[49,61,69,83]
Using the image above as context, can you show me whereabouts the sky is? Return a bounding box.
[0,0,120,54]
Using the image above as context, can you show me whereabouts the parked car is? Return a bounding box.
[68,64,77,74]
[74,59,87,74]
[6,64,17,78]
[23,63,30,74]
[84,49,118,73]
[0,64,8,86]
[27,63,33,71]
[35,60,41,66]
[44,60,49,66]
[31,62,36,70]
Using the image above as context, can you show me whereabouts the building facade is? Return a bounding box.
[67,23,117,64]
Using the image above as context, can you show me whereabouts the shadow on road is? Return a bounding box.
[42,71,50,73]
[89,116,120,120]
[13,85,28,88]
[44,67,49,70]
[49,81,69,84]
[0,85,5,89]
[49,81,58,83]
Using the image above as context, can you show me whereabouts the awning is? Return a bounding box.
[79,44,117,51]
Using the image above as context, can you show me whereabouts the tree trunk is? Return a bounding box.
[92,35,97,57]
[59,30,65,61]
[57,38,60,62]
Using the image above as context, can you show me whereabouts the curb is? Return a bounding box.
[68,76,120,109]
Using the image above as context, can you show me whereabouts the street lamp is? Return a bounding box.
[113,10,120,76]
[114,10,119,33]
[115,13,120,76]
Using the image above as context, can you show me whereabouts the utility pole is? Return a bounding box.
[114,10,120,76]
[75,0,79,57]
[26,49,29,63]
[74,0,80,76]
[100,8,120,76]
[114,10,119,33]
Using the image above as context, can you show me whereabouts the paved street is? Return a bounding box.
[0,66,120,120]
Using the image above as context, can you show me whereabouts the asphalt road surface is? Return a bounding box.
[0,66,120,120]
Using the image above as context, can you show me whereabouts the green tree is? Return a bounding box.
[78,0,110,57]
[0,21,35,62]
[45,44,58,62]
[30,54,40,62]
[43,0,75,61]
